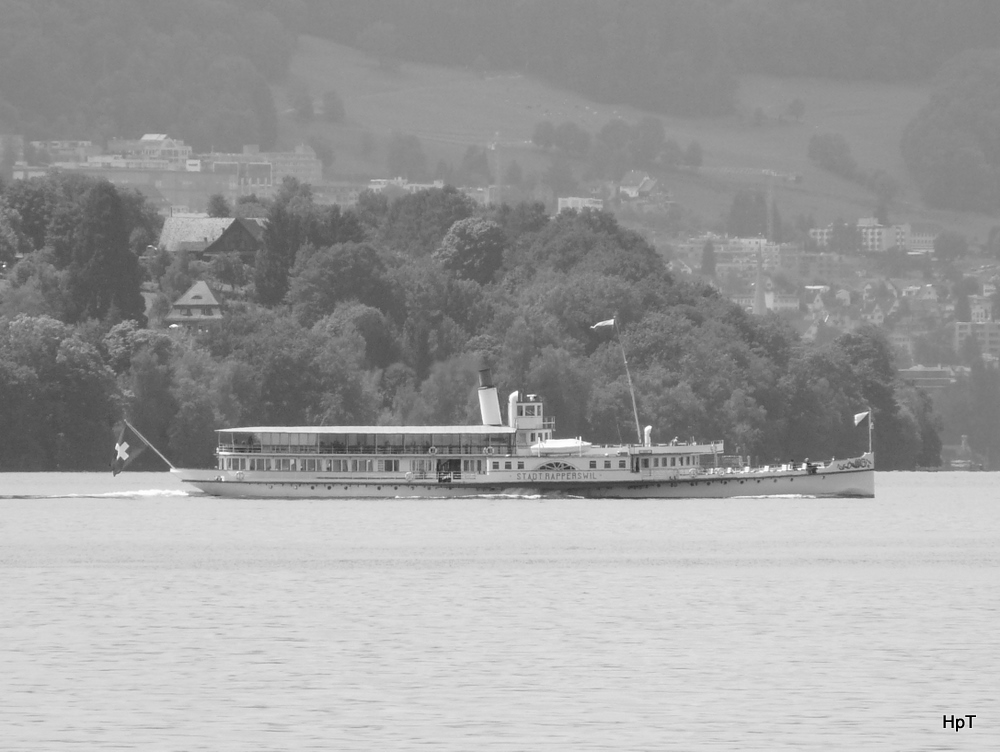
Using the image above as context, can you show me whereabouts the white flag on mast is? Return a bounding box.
[854,410,870,427]
[591,318,615,329]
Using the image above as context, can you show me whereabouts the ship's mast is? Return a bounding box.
[614,319,643,445]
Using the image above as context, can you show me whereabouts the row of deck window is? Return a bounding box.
[222,455,698,473]
[223,457,402,472]
[640,456,696,468]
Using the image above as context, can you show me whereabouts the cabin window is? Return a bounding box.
[642,458,649,469]
[505,461,512,470]
[377,459,399,472]
[524,405,536,416]
[351,459,374,472]
[604,460,611,469]
[589,461,597,469]
[670,457,676,467]
[517,461,524,469]
[517,406,524,416]
[619,460,626,469]
[492,461,499,470]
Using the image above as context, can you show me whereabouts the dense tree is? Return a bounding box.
[553,121,591,157]
[808,133,859,180]
[0,198,31,266]
[253,209,295,305]
[0,185,945,470]
[64,182,146,325]
[435,217,506,284]
[286,242,397,326]
[206,194,232,218]
[541,153,577,196]
[2,178,57,250]
[0,315,117,469]
[457,145,492,186]
[933,230,968,262]
[313,303,398,369]
[379,186,476,257]
[902,50,1000,213]
[0,2,292,148]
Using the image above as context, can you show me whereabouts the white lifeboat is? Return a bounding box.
[530,438,592,455]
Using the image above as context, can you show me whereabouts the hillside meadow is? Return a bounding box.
[278,35,994,243]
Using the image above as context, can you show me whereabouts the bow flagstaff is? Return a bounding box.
[111,420,175,475]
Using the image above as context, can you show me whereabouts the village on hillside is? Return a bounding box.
[3,132,995,435]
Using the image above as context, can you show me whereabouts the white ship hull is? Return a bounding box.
[173,452,874,499]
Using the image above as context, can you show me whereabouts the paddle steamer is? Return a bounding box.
[172,369,875,498]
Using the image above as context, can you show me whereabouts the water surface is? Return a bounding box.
[1,472,997,750]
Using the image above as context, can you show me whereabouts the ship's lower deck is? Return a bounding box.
[173,456,874,499]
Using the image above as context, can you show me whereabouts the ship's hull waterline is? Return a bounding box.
[173,455,874,499]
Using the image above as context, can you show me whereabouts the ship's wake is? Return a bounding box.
[1,489,191,500]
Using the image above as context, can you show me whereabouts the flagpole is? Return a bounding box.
[614,319,643,445]
[868,408,873,455]
[124,419,176,469]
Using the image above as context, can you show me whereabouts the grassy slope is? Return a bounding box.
[279,35,993,243]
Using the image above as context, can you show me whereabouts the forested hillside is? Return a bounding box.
[3,1,1000,215]
[0,0,295,150]
[902,50,1000,214]
[1,175,940,471]
[299,0,1000,116]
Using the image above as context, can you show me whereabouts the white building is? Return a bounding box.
[557,197,604,213]
[106,134,193,168]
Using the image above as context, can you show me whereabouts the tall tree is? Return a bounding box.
[934,230,968,262]
[66,182,146,324]
[435,217,507,284]
[207,194,232,218]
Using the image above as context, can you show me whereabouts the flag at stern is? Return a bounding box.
[111,421,149,475]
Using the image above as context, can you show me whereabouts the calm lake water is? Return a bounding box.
[1,471,997,751]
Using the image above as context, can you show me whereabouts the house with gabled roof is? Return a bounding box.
[157,216,264,259]
[618,170,657,199]
[165,281,224,328]
[860,302,885,325]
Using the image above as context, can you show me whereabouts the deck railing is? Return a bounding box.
[220,443,510,456]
